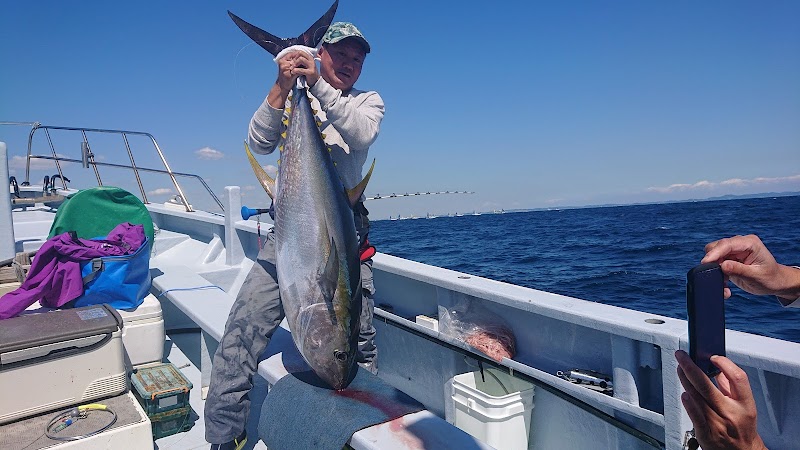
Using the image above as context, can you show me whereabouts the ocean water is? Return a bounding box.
[371,195,800,344]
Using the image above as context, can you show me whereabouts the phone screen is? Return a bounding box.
[687,262,726,376]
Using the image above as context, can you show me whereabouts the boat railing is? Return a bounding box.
[20,123,222,212]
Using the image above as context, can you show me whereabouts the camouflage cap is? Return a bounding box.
[321,22,371,53]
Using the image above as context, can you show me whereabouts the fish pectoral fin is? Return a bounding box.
[346,158,375,208]
[318,236,339,305]
[244,141,276,200]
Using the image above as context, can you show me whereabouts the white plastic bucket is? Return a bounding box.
[452,369,535,450]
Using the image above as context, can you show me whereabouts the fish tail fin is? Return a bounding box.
[297,0,339,48]
[346,158,375,208]
[228,0,339,56]
[245,140,276,200]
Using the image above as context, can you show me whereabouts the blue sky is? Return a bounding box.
[2,1,798,219]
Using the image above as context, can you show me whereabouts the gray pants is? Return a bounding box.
[204,214,376,444]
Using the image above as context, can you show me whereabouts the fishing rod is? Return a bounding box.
[365,190,474,201]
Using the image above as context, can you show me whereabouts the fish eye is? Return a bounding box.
[334,350,348,361]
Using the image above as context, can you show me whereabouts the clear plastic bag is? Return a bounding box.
[439,297,516,362]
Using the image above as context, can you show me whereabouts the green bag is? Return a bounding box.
[48,186,155,243]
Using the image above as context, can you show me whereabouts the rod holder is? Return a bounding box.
[241,206,271,220]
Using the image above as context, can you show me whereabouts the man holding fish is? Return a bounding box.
[206,15,384,450]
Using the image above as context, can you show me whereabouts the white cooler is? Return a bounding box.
[117,294,165,368]
[22,294,166,369]
[0,304,128,424]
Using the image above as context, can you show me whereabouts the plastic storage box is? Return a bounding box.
[131,362,192,416]
[151,405,193,439]
[451,368,535,450]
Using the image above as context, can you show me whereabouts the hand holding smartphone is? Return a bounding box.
[687,262,726,376]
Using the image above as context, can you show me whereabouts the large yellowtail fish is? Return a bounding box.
[230,0,375,390]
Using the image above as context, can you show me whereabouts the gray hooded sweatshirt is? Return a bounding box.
[248,77,385,193]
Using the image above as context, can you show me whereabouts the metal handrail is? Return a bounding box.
[22,124,223,212]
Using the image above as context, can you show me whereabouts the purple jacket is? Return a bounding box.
[0,222,146,319]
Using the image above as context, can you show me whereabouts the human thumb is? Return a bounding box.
[720,259,751,278]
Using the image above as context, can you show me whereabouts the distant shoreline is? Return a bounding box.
[516,191,800,214]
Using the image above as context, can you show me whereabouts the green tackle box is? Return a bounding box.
[131,362,192,416]
[151,406,194,439]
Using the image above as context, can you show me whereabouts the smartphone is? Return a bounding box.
[686,262,726,376]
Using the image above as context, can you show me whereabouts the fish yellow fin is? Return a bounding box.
[244,141,276,200]
[346,159,375,208]
[280,131,287,139]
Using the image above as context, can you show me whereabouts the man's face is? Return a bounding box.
[319,39,366,91]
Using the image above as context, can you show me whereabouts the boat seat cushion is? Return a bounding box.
[258,332,423,450]
[257,325,490,449]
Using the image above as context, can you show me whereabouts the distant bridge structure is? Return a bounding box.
[365,190,474,201]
